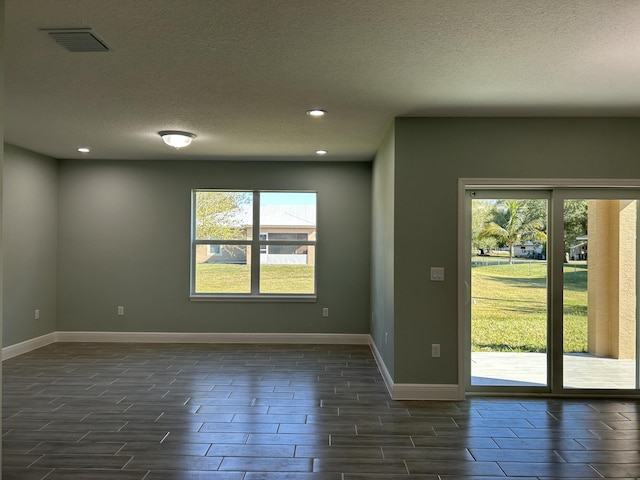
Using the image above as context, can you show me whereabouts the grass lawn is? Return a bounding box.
[472,259,588,353]
[195,263,315,294]
[198,259,587,353]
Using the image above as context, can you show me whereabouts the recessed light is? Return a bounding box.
[315,150,328,155]
[306,109,326,117]
[77,147,90,153]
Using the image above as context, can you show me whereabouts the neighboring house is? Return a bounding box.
[196,205,316,265]
[513,241,544,259]
[570,235,588,261]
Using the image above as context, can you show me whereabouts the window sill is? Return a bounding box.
[190,294,317,303]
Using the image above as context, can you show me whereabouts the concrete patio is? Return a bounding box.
[472,351,638,389]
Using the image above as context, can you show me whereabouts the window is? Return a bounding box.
[191,190,317,299]
[259,233,268,254]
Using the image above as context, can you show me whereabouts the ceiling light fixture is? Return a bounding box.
[306,109,326,117]
[315,149,328,155]
[77,147,90,153]
[158,130,196,149]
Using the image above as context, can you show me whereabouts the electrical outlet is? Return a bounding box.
[432,343,441,357]
[35,309,40,320]
[322,307,329,317]
[430,267,445,282]
[117,306,124,316]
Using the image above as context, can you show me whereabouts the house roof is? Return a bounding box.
[260,205,316,228]
[236,205,316,228]
[6,1,640,162]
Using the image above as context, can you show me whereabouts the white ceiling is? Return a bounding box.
[5,0,640,161]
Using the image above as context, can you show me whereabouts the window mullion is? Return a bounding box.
[196,239,250,246]
[251,191,261,294]
[263,241,315,246]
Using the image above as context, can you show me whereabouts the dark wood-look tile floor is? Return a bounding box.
[2,342,640,479]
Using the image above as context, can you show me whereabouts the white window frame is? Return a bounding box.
[191,189,317,302]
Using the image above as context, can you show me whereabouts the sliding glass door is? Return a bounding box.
[469,191,550,391]
[557,192,639,391]
[466,187,640,394]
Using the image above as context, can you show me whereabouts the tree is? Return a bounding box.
[563,199,588,254]
[195,191,252,240]
[472,199,498,254]
[478,199,547,264]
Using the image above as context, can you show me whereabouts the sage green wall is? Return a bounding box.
[57,159,371,334]
[8,115,640,393]
[1,0,4,470]
[392,117,640,385]
[371,123,395,376]
[3,145,58,346]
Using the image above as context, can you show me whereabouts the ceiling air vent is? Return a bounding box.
[41,28,111,52]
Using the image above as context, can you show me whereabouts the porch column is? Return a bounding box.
[587,200,637,359]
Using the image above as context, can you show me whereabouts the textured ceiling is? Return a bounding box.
[5,0,640,161]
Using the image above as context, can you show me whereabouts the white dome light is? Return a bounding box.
[158,130,196,149]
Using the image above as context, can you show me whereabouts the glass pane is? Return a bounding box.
[563,199,638,389]
[471,198,548,386]
[194,245,251,293]
[194,191,252,240]
[259,192,317,234]
[260,245,315,294]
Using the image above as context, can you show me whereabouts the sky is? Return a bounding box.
[261,192,316,206]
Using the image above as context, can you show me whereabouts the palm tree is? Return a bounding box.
[478,199,547,264]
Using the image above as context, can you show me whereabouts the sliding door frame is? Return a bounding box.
[552,188,640,394]
[466,189,552,394]
[458,178,640,398]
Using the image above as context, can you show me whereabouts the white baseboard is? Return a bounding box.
[54,331,371,345]
[370,339,394,397]
[392,383,463,401]
[370,338,462,401]
[2,332,57,360]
